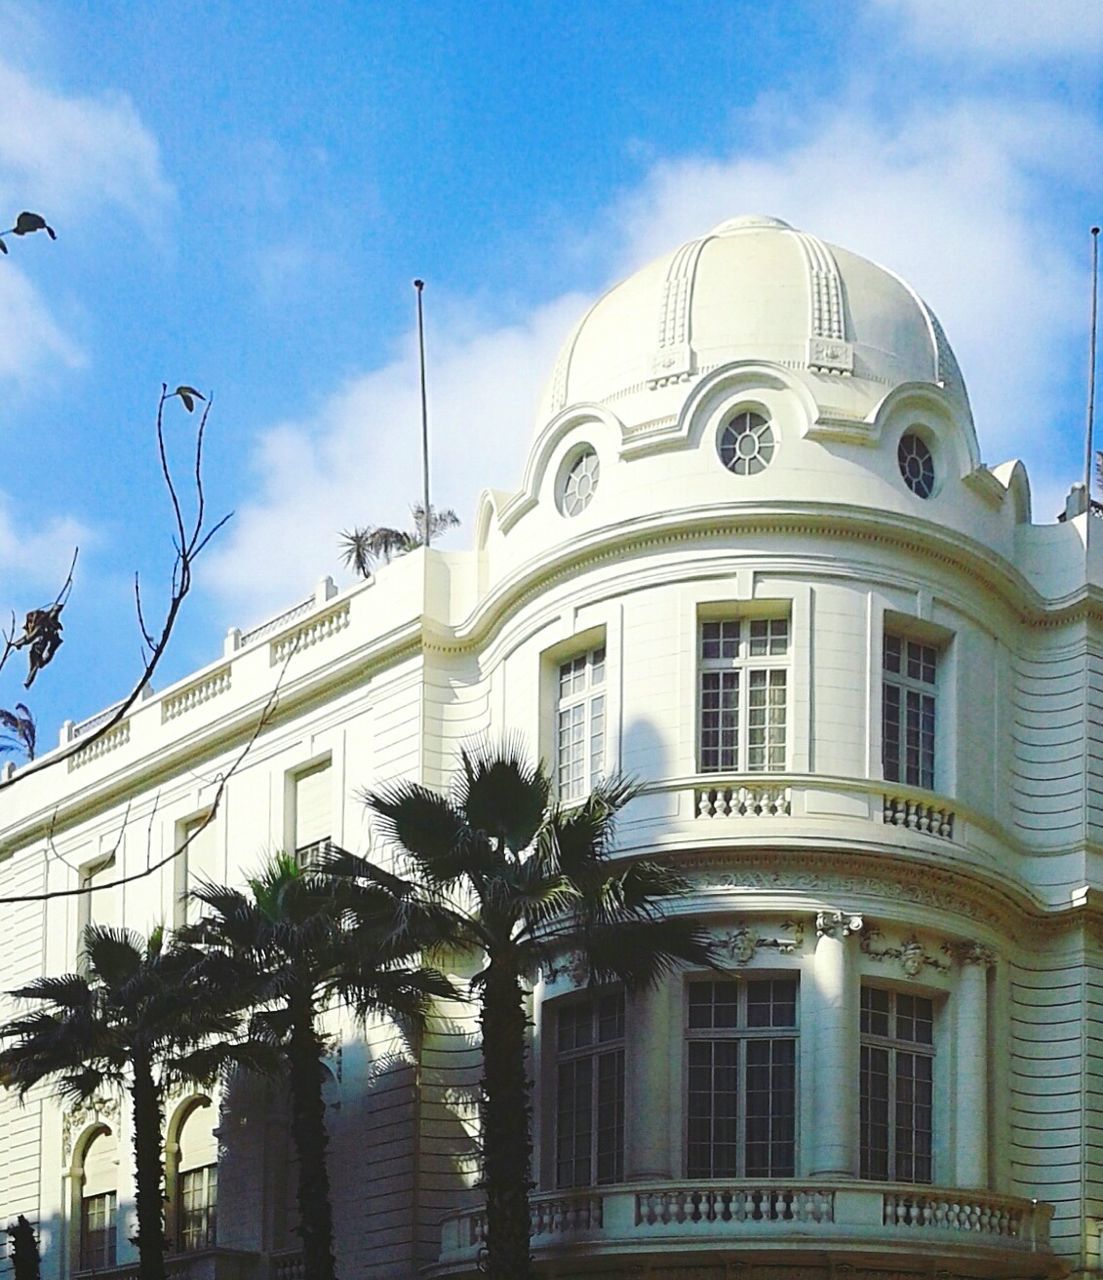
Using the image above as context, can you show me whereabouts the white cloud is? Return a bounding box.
[204,292,587,620]
[871,0,1103,59]
[0,265,85,381]
[206,95,1096,619]
[0,59,173,233]
[0,493,90,602]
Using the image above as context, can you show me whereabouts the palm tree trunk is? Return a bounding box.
[479,962,533,1280]
[287,999,337,1280]
[131,1051,166,1280]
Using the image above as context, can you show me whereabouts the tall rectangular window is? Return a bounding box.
[882,634,936,790]
[77,856,120,968]
[180,1164,218,1251]
[860,986,934,1183]
[698,619,788,773]
[174,813,219,928]
[685,978,797,1178]
[555,989,624,1187]
[80,1191,117,1270]
[293,761,332,865]
[556,646,605,801]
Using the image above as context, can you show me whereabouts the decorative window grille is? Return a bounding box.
[293,760,332,865]
[698,619,788,773]
[882,634,936,790]
[685,977,798,1178]
[561,448,600,516]
[556,646,606,801]
[860,986,934,1183]
[180,1164,218,1251]
[718,411,777,476]
[898,431,935,498]
[80,1192,117,1271]
[555,989,625,1188]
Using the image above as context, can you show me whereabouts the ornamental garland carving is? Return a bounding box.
[62,1092,120,1161]
[860,926,949,978]
[713,919,806,963]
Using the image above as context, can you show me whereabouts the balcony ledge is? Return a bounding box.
[75,1247,260,1280]
[433,1182,1059,1279]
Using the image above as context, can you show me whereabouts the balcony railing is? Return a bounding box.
[436,1181,1054,1276]
[74,1247,259,1280]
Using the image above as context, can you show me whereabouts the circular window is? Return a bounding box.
[898,431,935,498]
[561,447,600,516]
[718,411,776,476]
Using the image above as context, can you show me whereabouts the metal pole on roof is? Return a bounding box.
[414,278,432,547]
[1085,227,1100,505]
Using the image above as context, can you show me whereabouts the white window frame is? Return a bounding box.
[697,618,789,773]
[882,633,937,790]
[555,645,606,801]
[684,976,799,1179]
[859,985,935,1184]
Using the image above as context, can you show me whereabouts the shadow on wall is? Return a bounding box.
[619,716,676,827]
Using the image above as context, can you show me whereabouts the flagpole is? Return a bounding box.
[414,279,431,547]
[1085,227,1100,505]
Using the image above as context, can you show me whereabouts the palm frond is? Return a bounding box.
[364,782,472,883]
[455,738,549,854]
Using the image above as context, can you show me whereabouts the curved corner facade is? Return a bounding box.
[2,217,1100,1280]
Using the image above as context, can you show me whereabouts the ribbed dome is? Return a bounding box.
[538,215,970,427]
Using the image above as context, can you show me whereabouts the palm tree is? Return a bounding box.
[339,502,460,578]
[0,703,36,761]
[354,742,717,1280]
[179,854,454,1280]
[0,925,241,1280]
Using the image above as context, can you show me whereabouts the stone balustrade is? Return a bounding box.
[883,794,955,838]
[436,1182,1053,1276]
[695,782,792,817]
[162,666,231,722]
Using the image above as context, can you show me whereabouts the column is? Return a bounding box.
[952,942,993,1188]
[811,910,863,1178]
[627,980,674,1178]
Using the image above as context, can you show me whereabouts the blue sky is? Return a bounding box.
[0,0,1101,750]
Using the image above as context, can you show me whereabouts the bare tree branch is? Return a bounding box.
[0,385,232,791]
[0,646,291,905]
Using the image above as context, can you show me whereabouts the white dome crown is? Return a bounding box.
[539,214,971,429]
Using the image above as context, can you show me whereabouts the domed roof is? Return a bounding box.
[539,215,970,427]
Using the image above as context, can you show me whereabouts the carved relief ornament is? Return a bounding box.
[815,910,863,939]
[942,939,998,968]
[860,927,949,978]
[714,919,806,963]
[62,1092,120,1161]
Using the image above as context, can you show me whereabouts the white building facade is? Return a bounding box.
[1,213,1099,1279]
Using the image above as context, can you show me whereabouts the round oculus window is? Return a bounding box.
[718,411,775,476]
[898,431,935,499]
[561,447,600,516]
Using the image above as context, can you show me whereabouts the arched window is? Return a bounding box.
[78,1128,117,1271]
[176,1100,218,1251]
